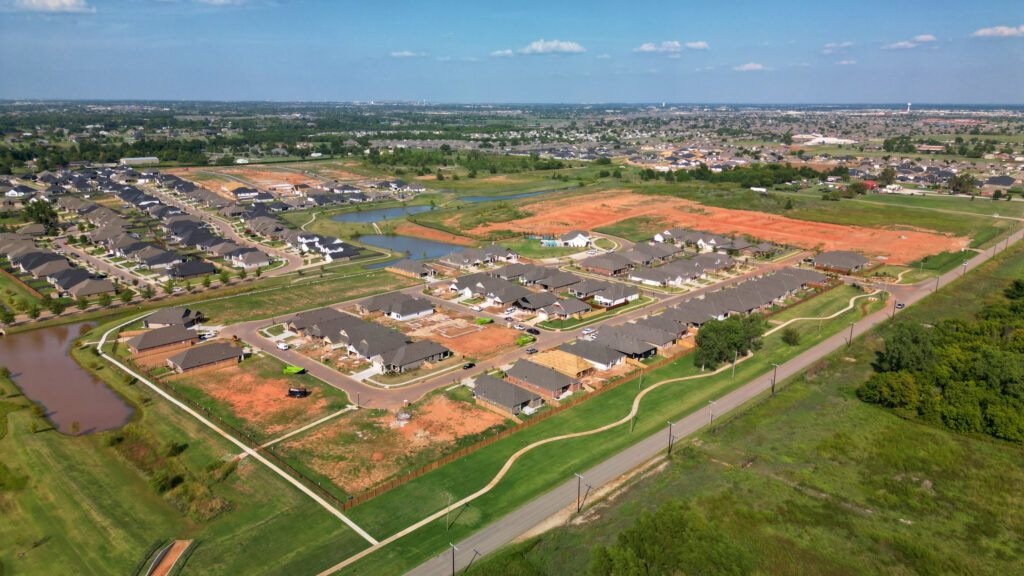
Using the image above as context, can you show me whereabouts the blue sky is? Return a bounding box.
[1,0,1022,103]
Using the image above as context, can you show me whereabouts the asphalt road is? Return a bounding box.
[220,252,809,410]
[405,232,1022,575]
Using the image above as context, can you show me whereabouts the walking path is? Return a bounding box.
[763,290,880,336]
[147,540,192,576]
[95,314,379,546]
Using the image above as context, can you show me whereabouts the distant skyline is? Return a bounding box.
[1,0,1022,104]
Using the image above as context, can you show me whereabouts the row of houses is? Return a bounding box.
[0,233,115,298]
[438,245,520,269]
[472,358,581,416]
[653,227,781,257]
[288,306,451,374]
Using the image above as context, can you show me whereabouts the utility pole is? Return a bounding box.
[934,275,940,292]
[771,363,779,396]
[962,261,968,277]
[731,349,738,378]
[667,421,674,456]
[575,473,583,512]
[356,391,360,408]
[708,400,716,428]
[847,322,855,347]
[449,544,458,576]
[463,549,482,574]
[446,493,452,531]
[890,297,897,320]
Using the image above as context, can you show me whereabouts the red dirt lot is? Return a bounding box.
[442,325,520,356]
[222,168,320,188]
[281,395,505,494]
[168,363,327,436]
[394,222,477,247]
[470,190,967,264]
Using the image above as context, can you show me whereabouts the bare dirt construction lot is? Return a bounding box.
[222,167,321,188]
[167,357,340,438]
[276,393,506,494]
[470,190,967,264]
[393,221,477,247]
[387,310,520,358]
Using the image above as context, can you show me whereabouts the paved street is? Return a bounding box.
[405,233,1022,575]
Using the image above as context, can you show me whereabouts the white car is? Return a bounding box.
[581,327,595,335]
[513,324,527,331]
[276,342,290,351]
[470,305,483,312]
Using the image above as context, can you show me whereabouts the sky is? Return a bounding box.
[1,0,1022,104]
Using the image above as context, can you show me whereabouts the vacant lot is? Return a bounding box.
[166,352,349,442]
[275,390,509,497]
[473,190,967,264]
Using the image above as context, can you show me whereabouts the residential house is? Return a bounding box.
[506,359,579,401]
[167,342,244,373]
[145,306,204,329]
[472,374,543,416]
[813,251,869,273]
[126,325,198,357]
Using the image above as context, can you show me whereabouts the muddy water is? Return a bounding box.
[0,322,133,434]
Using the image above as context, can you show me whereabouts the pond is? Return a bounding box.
[458,187,573,203]
[330,204,433,223]
[358,234,464,268]
[0,322,134,434]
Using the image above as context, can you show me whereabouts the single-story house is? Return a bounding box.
[506,359,579,401]
[472,374,543,416]
[358,292,434,321]
[558,340,625,371]
[813,251,869,274]
[372,341,451,374]
[126,325,198,357]
[145,306,204,329]
[166,342,244,373]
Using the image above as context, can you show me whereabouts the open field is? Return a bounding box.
[470,239,1024,576]
[166,351,350,442]
[495,237,585,259]
[475,190,966,264]
[199,270,419,323]
[274,389,510,499]
[330,287,887,574]
[594,215,669,242]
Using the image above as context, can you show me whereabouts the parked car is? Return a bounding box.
[470,305,483,312]
[525,347,538,354]
[505,307,517,315]
[525,328,540,335]
[513,324,527,331]
[276,342,290,350]
[462,362,476,370]
[895,302,905,309]
[581,327,595,335]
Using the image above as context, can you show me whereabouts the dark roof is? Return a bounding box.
[168,342,243,370]
[558,340,625,366]
[127,325,195,351]
[169,260,217,278]
[146,306,202,326]
[375,341,450,369]
[473,374,540,410]
[506,359,576,392]
[813,251,869,270]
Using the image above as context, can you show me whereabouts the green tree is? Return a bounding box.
[875,322,934,373]
[949,172,976,195]
[1004,279,1024,300]
[879,166,896,186]
[98,293,113,307]
[27,304,41,319]
[141,285,155,299]
[119,290,132,304]
[218,269,230,284]
[0,307,14,324]
[75,296,89,310]
[693,315,765,370]
[162,279,175,295]
[857,371,920,411]
[202,275,212,289]
[781,326,801,346]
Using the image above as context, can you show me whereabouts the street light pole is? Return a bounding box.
[934,275,940,292]
[667,421,674,456]
[962,261,968,277]
[890,297,897,320]
[450,544,458,576]
[771,363,779,396]
[708,400,715,428]
[847,322,855,347]
[464,549,482,574]
[731,349,738,379]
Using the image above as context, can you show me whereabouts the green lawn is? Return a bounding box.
[592,237,617,251]
[499,237,584,259]
[469,236,1024,576]
[593,215,668,242]
[332,287,886,574]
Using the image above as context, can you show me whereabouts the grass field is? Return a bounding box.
[498,237,584,259]
[199,269,418,323]
[468,237,1024,576]
[331,287,887,574]
[593,215,668,242]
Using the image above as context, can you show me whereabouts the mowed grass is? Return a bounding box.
[593,215,668,242]
[334,289,886,575]
[469,239,1024,576]
[497,237,584,259]
[199,269,418,323]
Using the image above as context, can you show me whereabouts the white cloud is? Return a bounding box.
[596,53,611,59]
[836,59,857,65]
[390,50,426,58]
[519,39,585,54]
[734,62,765,72]
[822,41,853,54]
[882,34,937,50]
[11,0,94,12]
[489,49,514,58]
[634,40,708,54]
[882,40,918,50]
[972,24,1024,37]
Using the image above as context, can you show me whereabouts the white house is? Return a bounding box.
[559,230,591,248]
